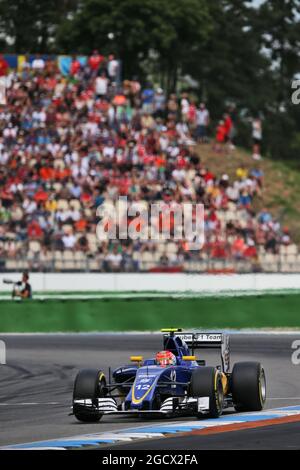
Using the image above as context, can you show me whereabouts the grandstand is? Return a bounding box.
[0,53,299,275]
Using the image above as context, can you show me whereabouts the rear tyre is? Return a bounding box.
[190,367,224,419]
[73,369,107,422]
[231,362,266,412]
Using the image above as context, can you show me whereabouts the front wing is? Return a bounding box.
[72,396,211,416]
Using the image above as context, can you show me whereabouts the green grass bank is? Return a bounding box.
[0,292,299,332]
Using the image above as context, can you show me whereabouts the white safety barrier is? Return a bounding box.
[0,272,300,293]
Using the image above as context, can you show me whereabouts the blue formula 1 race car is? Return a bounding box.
[72,329,266,422]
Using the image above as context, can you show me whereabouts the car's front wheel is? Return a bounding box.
[73,369,107,422]
[190,367,224,419]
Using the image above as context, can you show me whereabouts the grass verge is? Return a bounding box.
[0,293,299,332]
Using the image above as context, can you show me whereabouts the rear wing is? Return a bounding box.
[163,331,230,373]
[176,332,224,349]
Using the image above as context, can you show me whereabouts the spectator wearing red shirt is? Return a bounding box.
[223,113,233,142]
[88,50,104,75]
[0,55,8,76]
[34,188,48,203]
[244,242,257,258]
[80,192,92,206]
[70,57,81,76]
[188,100,197,126]
[232,236,247,259]
[214,120,227,152]
[40,167,55,181]
[28,220,43,239]
[211,238,227,259]
[223,112,236,150]
[201,168,215,183]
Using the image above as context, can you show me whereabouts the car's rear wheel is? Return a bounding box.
[73,369,107,422]
[231,362,266,412]
[190,367,224,418]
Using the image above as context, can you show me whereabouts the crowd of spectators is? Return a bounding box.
[0,52,297,273]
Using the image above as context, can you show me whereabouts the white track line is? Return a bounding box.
[0,402,61,406]
[268,398,300,401]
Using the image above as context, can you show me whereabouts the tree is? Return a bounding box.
[0,0,77,52]
[253,0,300,160]
[56,0,212,82]
[1,0,300,161]
[255,0,300,106]
[183,1,274,115]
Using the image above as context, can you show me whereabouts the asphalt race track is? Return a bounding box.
[0,333,300,449]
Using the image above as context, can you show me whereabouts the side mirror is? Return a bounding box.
[182,355,196,361]
[130,356,143,363]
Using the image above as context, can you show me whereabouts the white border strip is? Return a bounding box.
[1,273,300,293]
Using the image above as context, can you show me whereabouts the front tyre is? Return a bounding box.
[73,369,107,422]
[190,367,224,419]
[231,362,266,412]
